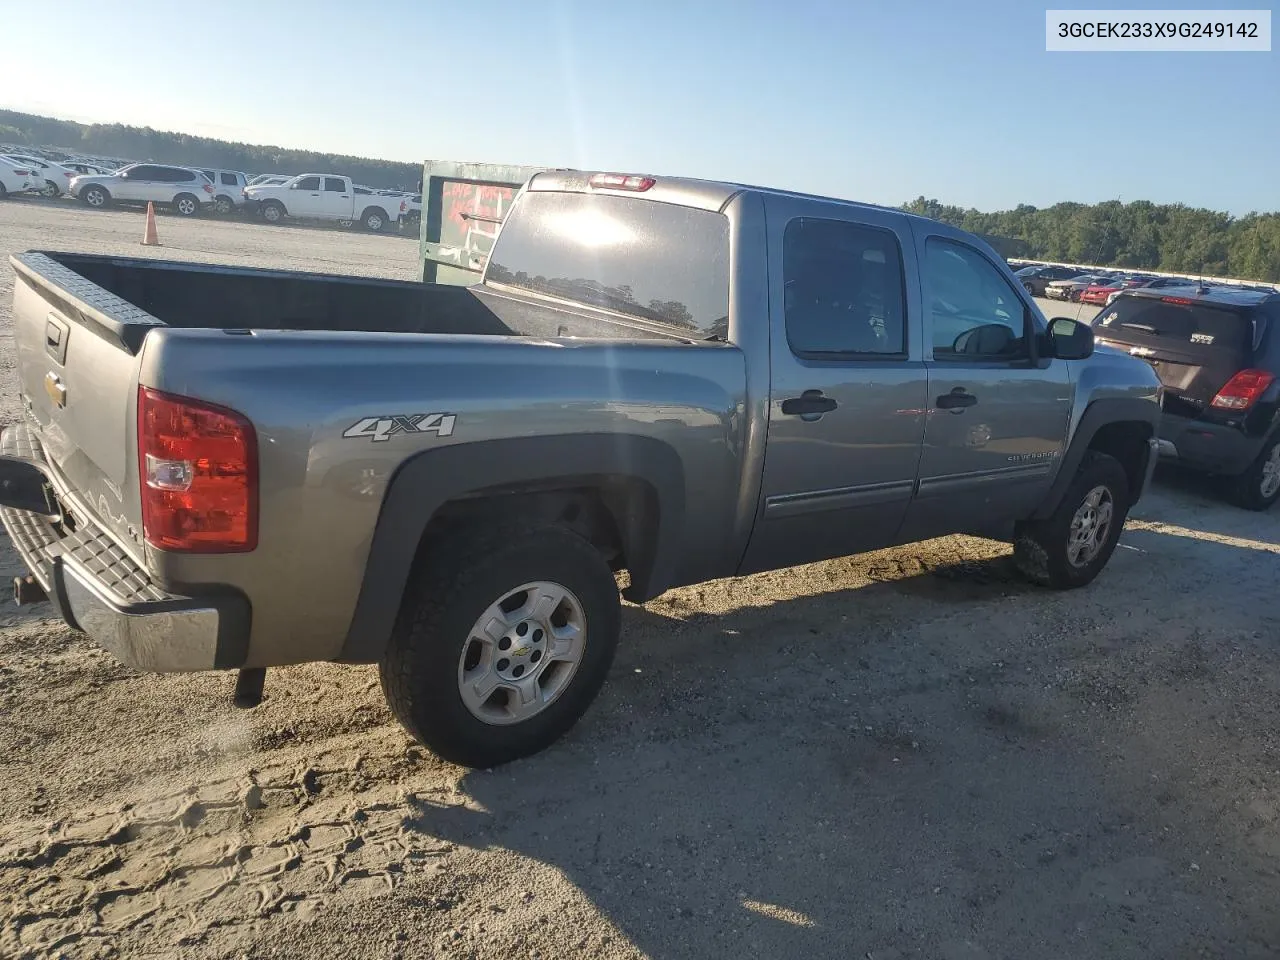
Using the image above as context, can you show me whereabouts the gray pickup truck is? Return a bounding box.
[1,171,1162,767]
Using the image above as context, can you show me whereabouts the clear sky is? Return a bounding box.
[2,0,1276,213]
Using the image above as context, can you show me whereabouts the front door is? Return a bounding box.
[899,230,1071,541]
[739,201,928,574]
[288,176,324,216]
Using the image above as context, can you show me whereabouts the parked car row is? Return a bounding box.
[1015,263,1229,305]
[1,155,421,234]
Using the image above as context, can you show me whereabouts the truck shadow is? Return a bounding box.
[395,527,1275,959]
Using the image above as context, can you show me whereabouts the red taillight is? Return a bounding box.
[203,183,214,193]
[589,173,656,191]
[137,387,257,552]
[1162,296,1194,305]
[400,200,407,212]
[13,169,30,176]
[1211,369,1275,411]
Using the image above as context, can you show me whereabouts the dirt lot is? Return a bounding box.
[1,197,1279,960]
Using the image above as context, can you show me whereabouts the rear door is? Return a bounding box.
[322,177,353,218]
[900,228,1071,540]
[1092,295,1256,409]
[739,198,928,573]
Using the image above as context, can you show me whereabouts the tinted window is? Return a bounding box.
[486,191,730,338]
[221,172,239,186]
[201,170,216,181]
[782,218,906,356]
[295,176,321,190]
[1094,298,1252,352]
[354,187,371,195]
[158,167,196,183]
[127,165,160,179]
[925,238,1028,359]
[324,177,348,192]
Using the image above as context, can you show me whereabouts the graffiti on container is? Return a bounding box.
[436,181,518,271]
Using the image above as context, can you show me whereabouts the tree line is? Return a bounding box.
[0,110,420,191]
[902,196,1280,283]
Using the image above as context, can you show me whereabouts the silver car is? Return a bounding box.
[70,163,215,216]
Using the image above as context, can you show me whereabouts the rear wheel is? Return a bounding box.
[82,185,109,208]
[41,181,59,198]
[0,183,7,200]
[1014,451,1130,589]
[213,195,234,215]
[379,524,621,768]
[362,207,387,232]
[1226,436,1280,511]
[173,193,199,216]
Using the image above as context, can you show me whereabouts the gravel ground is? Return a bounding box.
[1,197,1279,960]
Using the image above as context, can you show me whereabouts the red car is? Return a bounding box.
[1079,279,1127,305]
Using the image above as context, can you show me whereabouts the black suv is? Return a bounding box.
[1015,264,1087,297]
[1092,285,1280,508]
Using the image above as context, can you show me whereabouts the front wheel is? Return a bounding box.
[1014,451,1130,589]
[1023,282,1035,296]
[261,201,285,223]
[1226,436,1280,511]
[379,525,621,768]
[82,185,109,208]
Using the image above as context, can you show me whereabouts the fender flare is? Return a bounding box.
[1031,397,1159,519]
[338,433,686,663]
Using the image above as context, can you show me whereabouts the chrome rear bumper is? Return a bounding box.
[0,422,248,672]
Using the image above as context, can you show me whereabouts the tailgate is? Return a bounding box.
[1092,296,1255,408]
[10,253,158,552]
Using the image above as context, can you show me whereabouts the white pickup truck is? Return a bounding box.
[243,173,408,232]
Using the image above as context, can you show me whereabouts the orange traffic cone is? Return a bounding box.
[141,202,160,246]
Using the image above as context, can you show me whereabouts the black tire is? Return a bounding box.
[81,185,110,209]
[213,195,234,215]
[361,207,387,232]
[1023,281,1035,297]
[173,193,200,217]
[261,200,285,223]
[1226,435,1280,511]
[1014,451,1130,589]
[380,524,621,768]
[0,182,7,200]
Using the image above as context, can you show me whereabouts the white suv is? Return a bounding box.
[71,163,215,216]
[199,168,249,215]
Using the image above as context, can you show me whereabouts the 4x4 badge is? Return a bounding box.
[342,413,456,442]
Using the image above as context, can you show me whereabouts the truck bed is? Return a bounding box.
[36,251,516,341]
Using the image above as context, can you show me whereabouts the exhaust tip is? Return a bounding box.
[13,575,48,606]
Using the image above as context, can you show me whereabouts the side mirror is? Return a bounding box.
[1046,317,1094,360]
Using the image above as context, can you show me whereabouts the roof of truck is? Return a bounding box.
[527,169,930,225]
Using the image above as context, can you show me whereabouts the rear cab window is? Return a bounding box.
[485,191,730,340]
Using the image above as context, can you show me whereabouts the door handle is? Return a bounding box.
[781,390,838,419]
[936,387,978,413]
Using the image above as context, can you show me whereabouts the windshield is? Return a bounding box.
[485,191,730,337]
